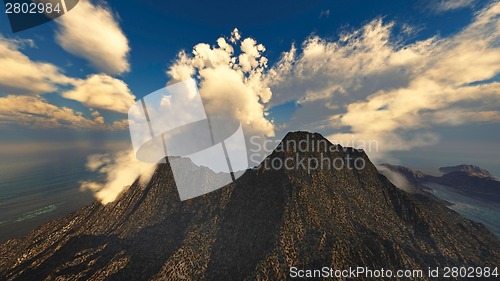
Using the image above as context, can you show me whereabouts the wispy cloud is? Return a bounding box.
[0,95,126,129]
[319,9,330,18]
[377,165,416,193]
[162,3,499,163]
[0,36,73,95]
[328,3,499,158]
[265,2,500,159]
[0,24,134,128]
[55,0,130,74]
[434,0,476,12]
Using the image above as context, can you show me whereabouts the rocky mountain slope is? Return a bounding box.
[1,132,499,280]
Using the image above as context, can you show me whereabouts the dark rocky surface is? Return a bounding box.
[1,132,499,280]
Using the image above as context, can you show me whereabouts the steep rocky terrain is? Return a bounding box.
[1,132,499,280]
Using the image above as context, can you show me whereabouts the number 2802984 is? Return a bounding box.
[5,2,62,14]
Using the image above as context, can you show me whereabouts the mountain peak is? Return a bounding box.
[1,132,499,280]
[379,163,426,179]
[280,131,337,148]
[439,164,494,179]
[277,131,370,156]
[283,130,327,140]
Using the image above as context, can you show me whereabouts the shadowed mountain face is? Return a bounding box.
[1,132,499,280]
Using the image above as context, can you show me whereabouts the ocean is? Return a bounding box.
[424,182,500,238]
[0,143,126,242]
[1,146,499,242]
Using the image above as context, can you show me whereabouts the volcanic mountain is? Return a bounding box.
[1,132,499,280]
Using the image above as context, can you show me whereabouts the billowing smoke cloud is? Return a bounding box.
[81,150,156,204]
[167,28,274,139]
[83,3,500,205]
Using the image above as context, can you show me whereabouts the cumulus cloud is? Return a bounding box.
[230,28,241,43]
[167,30,274,138]
[63,74,136,113]
[428,109,500,125]
[267,19,426,105]
[0,35,134,126]
[266,2,500,160]
[81,150,156,204]
[0,95,126,129]
[55,0,130,74]
[0,36,73,95]
[327,3,500,158]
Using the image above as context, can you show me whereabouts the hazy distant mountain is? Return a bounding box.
[377,164,429,192]
[1,132,499,280]
[439,164,495,179]
[378,164,426,183]
[380,163,500,203]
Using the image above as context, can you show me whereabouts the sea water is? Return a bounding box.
[0,145,114,242]
[423,182,500,238]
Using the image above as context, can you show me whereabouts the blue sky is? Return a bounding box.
[0,0,499,176]
[0,0,482,94]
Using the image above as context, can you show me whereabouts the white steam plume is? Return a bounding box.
[81,150,156,204]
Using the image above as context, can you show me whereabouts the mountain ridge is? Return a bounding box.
[380,163,500,203]
[439,164,495,179]
[1,131,499,280]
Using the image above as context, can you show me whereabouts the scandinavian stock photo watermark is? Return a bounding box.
[248,135,379,174]
[289,266,499,279]
[128,79,380,200]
